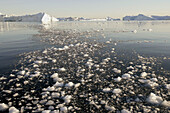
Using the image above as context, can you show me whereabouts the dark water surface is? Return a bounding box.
[0,22,51,74]
[0,21,170,74]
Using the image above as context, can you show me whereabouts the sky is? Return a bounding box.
[0,0,170,18]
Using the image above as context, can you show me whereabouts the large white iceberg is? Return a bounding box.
[2,12,59,24]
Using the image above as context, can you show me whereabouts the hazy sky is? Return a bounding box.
[0,0,170,18]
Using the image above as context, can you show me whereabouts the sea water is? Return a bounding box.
[0,21,170,74]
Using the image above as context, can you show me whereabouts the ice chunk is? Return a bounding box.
[112,88,122,94]
[105,105,115,111]
[150,78,158,82]
[122,73,131,79]
[113,68,121,73]
[42,110,51,113]
[74,83,81,88]
[60,107,67,112]
[140,72,147,78]
[103,88,111,93]
[165,84,170,90]
[46,100,55,105]
[53,82,64,87]
[133,30,137,33]
[9,107,19,113]
[65,82,74,88]
[34,60,42,64]
[114,77,122,82]
[63,95,72,104]
[146,93,163,105]
[59,67,66,72]
[121,109,131,113]
[0,103,8,111]
[51,73,59,79]
[161,100,170,107]
[17,70,25,75]
[51,92,60,98]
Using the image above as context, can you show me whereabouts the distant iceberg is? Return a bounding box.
[123,14,154,21]
[151,15,170,20]
[0,13,59,24]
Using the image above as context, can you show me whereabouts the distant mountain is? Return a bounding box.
[0,13,59,23]
[123,14,154,21]
[151,15,170,20]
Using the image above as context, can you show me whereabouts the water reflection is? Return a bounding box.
[0,22,10,32]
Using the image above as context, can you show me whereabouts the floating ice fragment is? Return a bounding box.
[9,74,15,77]
[42,110,51,113]
[47,86,55,91]
[2,90,12,94]
[113,68,121,73]
[138,79,150,83]
[0,103,8,111]
[147,29,153,32]
[112,88,122,94]
[53,77,63,82]
[106,41,110,43]
[24,81,29,85]
[51,92,60,98]
[65,82,74,88]
[46,100,55,105]
[51,73,58,78]
[64,46,69,50]
[42,50,48,54]
[60,107,67,112]
[103,88,111,93]
[121,109,131,113]
[105,105,115,111]
[132,30,137,33]
[140,72,147,78]
[86,73,94,78]
[161,100,170,107]
[69,44,74,47]
[59,67,66,72]
[52,59,56,63]
[33,64,39,67]
[127,66,134,70]
[84,54,89,57]
[51,110,59,113]
[13,93,19,97]
[48,106,54,110]
[146,81,159,88]
[150,78,158,82]
[17,70,25,75]
[9,107,19,113]
[122,73,131,79]
[40,99,47,105]
[100,100,106,105]
[146,93,163,105]
[74,83,81,88]
[63,95,72,104]
[114,77,122,82]
[34,60,42,64]
[53,82,64,87]
[165,84,170,90]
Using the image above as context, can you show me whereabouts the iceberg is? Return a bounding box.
[123,14,154,21]
[151,15,170,20]
[2,12,59,24]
